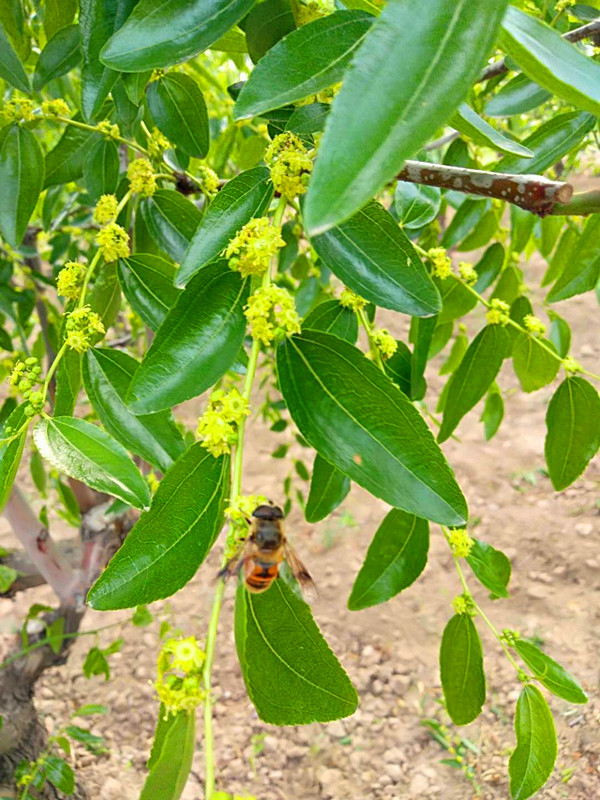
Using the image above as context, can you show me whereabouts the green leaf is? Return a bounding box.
[0,403,28,512]
[44,0,78,39]
[514,640,587,705]
[304,0,509,234]
[83,348,185,473]
[88,444,227,609]
[44,111,97,187]
[245,0,295,63]
[0,564,18,593]
[348,509,428,611]
[147,73,209,158]
[44,755,75,795]
[132,604,153,626]
[451,103,533,157]
[141,189,203,263]
[440,333,468,376]
[548,312,570,358]
[140,710,195,800]
[545,377,600,491]
[177,167,273,287]
[546,215,600,303]
[33,416,150,510]
[64,725,105,753]
[542,225,577,288]
[235,576,358,724]
[466,537,511,598]
[0,22,30,93]
[83,136,120,201]
[33,24,81,91]
[512,334,559,393]
[305,454,350,523]
[54,349,82,417]
[486,74,551,117]
[101,0,256,71]
[501,6,600,117]
[436,277,477,324]
[234,10,373,118]
[440,613,486,725]
[509,685,557,800]
[384,339,412,396]
[89,261,122,329]
[118,253,181,330]
[480,387,504,441]
[510,205,535,254]
[394,182,441,231]
[438,325,507,443]
[127,260,249,413]
[0,125,44,248]
[410,316,437,401]
[442,199,488,249]
[79,0,125,120]
[277,330,467,525]
[285,102,330,135]
[310,201,440,316]
[72,704,108,717]
[302,299,358,343]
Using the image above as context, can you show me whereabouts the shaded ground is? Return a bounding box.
[1,250,599,800]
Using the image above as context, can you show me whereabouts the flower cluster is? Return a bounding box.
[2,98,35,123]
[452,593,476,616]
[56,261,85,301]
[458,261,477,285]
[8,358,44,416]
[486,299,510,326]
[96,222,129,262]
[41,98,70,118]
[93,194,119,225]
[65,306,105,353]
[96,120,120,139]
[372,329,397,361]
[127,158,156,197]
[265,132,313,200]
[155,637,207,714]
[198,164,220,196]
[197,388,250,458]
[428,247,452,280]
[562,355,581,374]
[146,126,170,158]
[448,528,474,558]
[225,494,269,557]
[555,0,575,11]
[295,0,334,24]
[244,285,301,346]
[339,288,366,311]
[523,314,546,338]
[225,218,285,277]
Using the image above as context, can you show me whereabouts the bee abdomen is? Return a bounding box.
[245,561,279,593]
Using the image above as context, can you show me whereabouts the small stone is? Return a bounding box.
[327,720,346,738]
[383,748,404,763]
[575,522,593,536]
[580,344,594,356]
[385,763,403,782]
[409,773,429,794]
[526,584,548,599]
[371,679,385,695]
[379,775,392,786]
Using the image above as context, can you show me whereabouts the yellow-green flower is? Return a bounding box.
[147,126,170,158]
[127,158,157,197]
[155,636,207,714]
[97,120,120,140]
[562,355,581,374]
[65,305,105,352]
[198,164,220,196]
[452,593,475,616]
[372,329,397,361]
[2,98,36,123]
[93,194,119,225]
[197,388,250,458]
[97,222,130,262]
[428,247,453,280]
[265,132,313,200]
[41,98,70,118]
[339,288,366,311]
[56,261,85,301]
[523,314,546,338]
[225,217,285,277]
[458,261,477,285]
[244,285,300,346]
[486,298,510,326]
[448,528,474,558]
[295,0,334,25]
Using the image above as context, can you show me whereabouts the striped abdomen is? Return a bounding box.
[245,557,280,593]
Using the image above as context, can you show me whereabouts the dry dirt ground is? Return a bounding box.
[1,251,600,800]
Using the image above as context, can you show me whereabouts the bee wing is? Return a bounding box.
[284,541,317,600]
[217,546,247,582]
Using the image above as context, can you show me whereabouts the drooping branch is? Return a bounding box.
[478,18,600,83]
[397,160,573,216]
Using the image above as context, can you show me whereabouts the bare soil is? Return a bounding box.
[1,251,599,800]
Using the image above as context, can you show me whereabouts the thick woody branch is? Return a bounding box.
[479,19,600,83]
[397,160,573,216]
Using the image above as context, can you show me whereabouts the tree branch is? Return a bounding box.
[478,19,600,83]
[551,188,600,216]
[397,160,573,216]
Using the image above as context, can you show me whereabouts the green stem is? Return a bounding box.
[77,248,103,309]
[56,116,150,157]
[41,341,68,402]
[356,306,385,371]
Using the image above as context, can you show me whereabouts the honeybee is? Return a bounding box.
[219,503,315,594]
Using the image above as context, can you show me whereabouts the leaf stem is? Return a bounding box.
[356,306,385,371]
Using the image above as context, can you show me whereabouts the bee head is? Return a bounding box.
[252,504,284,521]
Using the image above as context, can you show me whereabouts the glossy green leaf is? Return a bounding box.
[546,215,600,303]
[501,6,600,116]
[128,260,249,413]
[496,112,594,175]
[54,349,82,416]
[118,254,181,331]
[438,325,507,443]
[79,0,128,120]
[285,102,330,135]
[140,710,195,800]
[44,0,78,39]
[33,416,150,510]
[510,205,535,254]
[542,226,576,288]
[545,377,600,491]
[0,21,30,93]
[486,74,551,117]
[514,640,587,705]
[452,103,533,157]
[304,0,509,234]
[457,208,498,252]
[436,277,477,324]
[302,299,358,343]
[89,261,122,330]
[466,537,511,598]
[305,453,350,523]
[0,125,44,248]
[83,136,120,201]
[310,201,440,316]
[235,10,372,118]
[439,333,468,377]
[384,340,412,396]
[509,685,557,800]
[140,189,202,263]
[0,404,28,512]
[548,312,571,358]
[410,316,437,401]
[394,182,441,231]
[430,322,454,359]
[101,0,256,71]
[277,330,468,525]
[245,0,295,63]
[44,112,97,187]
[480,387,504,441]
[147,73,209,158]
[538,215,563,260]
[512,334,559,393]
[442,199,488,249]
[348,509,429,611]
[83,348,185,473]
[440,613,486,726]
[491,265,521,306]
[44,756,75,795]
[88,444,227,609]
[177,167,273,287]
[33,24,81,91]
[235,575,358,724]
